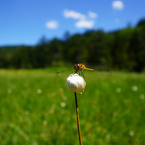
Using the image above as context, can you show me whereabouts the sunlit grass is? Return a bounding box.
[0,69,145,145]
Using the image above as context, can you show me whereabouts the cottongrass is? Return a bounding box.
[105,134,111,142]
[60,102,66,108]
[66,73,85,145]
[132,86,138,91]
[58,88,63,93]
[116,87,121,93]
[43,120,47,126]
[25,110,29,115]
[7,88,12,94]
[37,89,42,94]
[66,73,86,94]
[129,131,134,136]
[139,94,144,99]
[51,92,56,97]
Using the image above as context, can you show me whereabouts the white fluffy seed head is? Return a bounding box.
[66,73,86,94]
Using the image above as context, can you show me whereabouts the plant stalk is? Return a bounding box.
[74,92,82,145]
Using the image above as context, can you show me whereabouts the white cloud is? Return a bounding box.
[63,9,97,29]
[46,21,58,29]
[88,11,98,18]
[112,1,124,10]
[75,19,95,28]
[63,9,86,19]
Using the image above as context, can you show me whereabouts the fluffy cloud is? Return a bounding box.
[88,11,98,18]
[46,21,58,29]
[63,9,86,19]
[63,9,97,29]
[75,19,95,28]
[112,1,124,10]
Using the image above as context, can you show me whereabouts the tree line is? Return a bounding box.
[0,18,145,72]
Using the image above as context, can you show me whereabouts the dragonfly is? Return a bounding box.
[57,63,112,78]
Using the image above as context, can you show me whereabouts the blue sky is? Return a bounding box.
[0,0,145,46]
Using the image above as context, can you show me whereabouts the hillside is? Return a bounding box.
[0,18,145,72]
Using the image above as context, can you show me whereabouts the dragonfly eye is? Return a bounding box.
[74,64,80,71]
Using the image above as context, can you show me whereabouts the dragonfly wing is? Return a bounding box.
[56,67,75,76]
[94,70,113,76]
[85,63,113,76]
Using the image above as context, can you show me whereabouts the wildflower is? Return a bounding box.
[51,92,56,97]
[11,84,16,89]
[25,110,29,115]
[43,120,47,125]
[62,95,67,101]
[37,89,42,94]
[59,88,63,93]
[140,94,144,99]
[7,88,12,94]
[116,87,121,93]
[60,102,66,107]
[105,134,110,141]
[132,86,138,91]
[129,131,134,136]
[66,73,84,144]
[66,73,86,94]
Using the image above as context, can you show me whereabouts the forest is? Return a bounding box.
[0,18,145,72]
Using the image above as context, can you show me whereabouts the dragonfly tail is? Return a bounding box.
[84,67,94,71]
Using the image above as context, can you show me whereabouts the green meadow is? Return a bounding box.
[0,69,145,145]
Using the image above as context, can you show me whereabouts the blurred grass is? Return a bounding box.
[0,69,145,145]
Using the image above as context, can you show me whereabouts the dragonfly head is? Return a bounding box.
[74,64,80,71]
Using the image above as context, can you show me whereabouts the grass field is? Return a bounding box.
[0,69,145,145]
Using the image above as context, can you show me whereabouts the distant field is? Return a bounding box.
[0,69,145,145]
